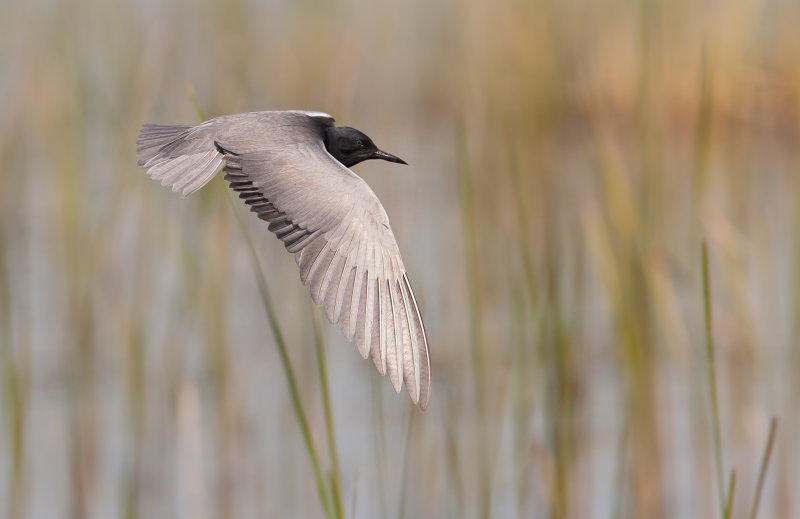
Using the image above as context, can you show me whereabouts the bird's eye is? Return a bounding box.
[355,140,363,148]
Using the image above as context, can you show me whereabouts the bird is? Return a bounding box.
[136,110,431,409]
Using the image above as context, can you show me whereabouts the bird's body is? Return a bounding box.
[136,111,430,408]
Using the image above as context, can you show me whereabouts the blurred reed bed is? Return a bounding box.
[1,0,799,518]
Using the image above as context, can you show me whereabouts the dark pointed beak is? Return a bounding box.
[372,149,407,165]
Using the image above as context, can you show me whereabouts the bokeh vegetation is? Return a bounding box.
[1,0,798,517]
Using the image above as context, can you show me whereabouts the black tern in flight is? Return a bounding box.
[136,111,430,408]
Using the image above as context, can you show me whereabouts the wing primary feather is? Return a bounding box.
[379,249,401,392]
[354,270,369,358]
[398,279,420,403]
[321,251,346,322]
[307,245,335,304]
[369,276,384,375]
[336,265,357,340]
[346,236,364,338]
[314,248,338,307]
[386,277,402,393]
[403,273,430,409]
[332,226,358,322]
[331,258,350,326]
[388,256,407,394]
[379,273,394,381]
[298,237,328,285]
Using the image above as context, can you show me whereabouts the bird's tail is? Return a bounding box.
[136,123,224,197]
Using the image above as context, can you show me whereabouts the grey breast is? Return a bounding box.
[136,111,431,409]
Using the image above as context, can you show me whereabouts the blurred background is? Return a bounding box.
[1,0,799,517]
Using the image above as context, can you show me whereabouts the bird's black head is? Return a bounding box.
[324,126,407,168]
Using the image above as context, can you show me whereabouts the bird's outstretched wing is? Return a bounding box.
[222,141,430,408]
[136,112,431,408]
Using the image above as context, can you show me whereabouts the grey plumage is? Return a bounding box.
[136,111,430,409]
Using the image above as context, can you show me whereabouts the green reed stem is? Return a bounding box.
[749,417,778,519]
[312,307,344,519]
[370,371,389,519]
[187,84,206,122]
[723,470,736,519]
[395,407,415,519]
[455,121,491,519]
[702,242,726,517]
[227,193,336,518]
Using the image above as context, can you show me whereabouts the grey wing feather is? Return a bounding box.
[230,141,430,408]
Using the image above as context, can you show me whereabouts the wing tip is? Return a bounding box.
[418,391,429,411]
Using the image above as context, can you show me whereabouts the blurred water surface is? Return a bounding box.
[1,0,799,518]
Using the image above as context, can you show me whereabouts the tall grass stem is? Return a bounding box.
[455,120,491,519]
[227,193,336,518]
[702,242,726,517]
[749,417,778,519]
[312,307,345,519]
